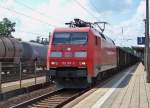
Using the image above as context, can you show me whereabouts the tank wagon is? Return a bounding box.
[0,37,48,74]
[0,37,23,62]
[47,19,139,88]
[21,42,48,68]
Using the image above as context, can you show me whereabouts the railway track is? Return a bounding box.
[11,89,85,108]
[7,66,129,108]
[10,73,115,108]
[0,83,56,107]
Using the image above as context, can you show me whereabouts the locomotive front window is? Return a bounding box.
[53,33,70,44]
[70,32,87,44]
[53,32,87,44]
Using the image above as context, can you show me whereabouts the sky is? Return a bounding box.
[0,0,146,46]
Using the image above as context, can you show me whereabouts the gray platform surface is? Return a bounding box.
[101,63,149,108]
[1,76,46,92]
[65,63,149,108]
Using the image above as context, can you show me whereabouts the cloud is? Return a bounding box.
[11,0,97,41]
[105,0,145,46]
[127,0,133,5]
[0,0,15,20]
[89,0,138,12]
[0,0,146,47]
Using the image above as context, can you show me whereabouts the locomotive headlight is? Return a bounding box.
[74,51,87,58]
[79,61,86,65]
[51,61,58,65]
[51,62,55,65]
[50,52,62,57]
[81,62,86,65]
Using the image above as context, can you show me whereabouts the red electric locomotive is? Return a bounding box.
[47,19,117,88]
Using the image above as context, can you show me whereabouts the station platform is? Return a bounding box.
[64,63,150,108]
[1,76,46,92]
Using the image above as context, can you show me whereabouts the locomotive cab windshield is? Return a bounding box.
[53,32,88,44]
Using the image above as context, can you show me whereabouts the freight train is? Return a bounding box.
[0,37,48,74]
[47,19,139,88]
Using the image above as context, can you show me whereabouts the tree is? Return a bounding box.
[0,18,16,37]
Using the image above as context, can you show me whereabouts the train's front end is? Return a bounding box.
[47,27,90,88]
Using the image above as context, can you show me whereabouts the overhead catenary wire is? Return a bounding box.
[90,1,100,14]
[15,0,49,18]
[15,0,62,24]
[16,30,47,36]
[14,0,99,23]
[13,30,50,42]
[74,0,100,21]
[73,1,112,34]
[0,5,57,27]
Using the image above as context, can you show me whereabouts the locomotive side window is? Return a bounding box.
[53,32,87,44]
[95,36,98,45]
